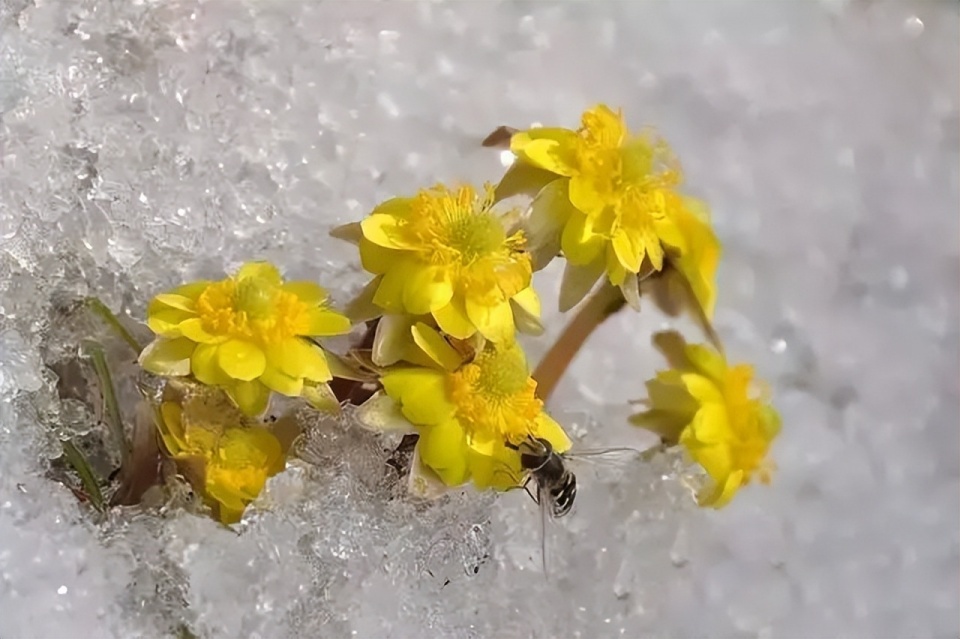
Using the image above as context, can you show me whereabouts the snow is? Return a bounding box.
[0,1,957,637]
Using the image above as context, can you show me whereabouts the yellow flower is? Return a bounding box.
[499,104,720,314]
[352,184,541,343]
[366,325,570,490]
[154,382,297,523]
[630,331,781,508]
[138,261,352,416]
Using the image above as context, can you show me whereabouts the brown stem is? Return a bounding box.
[533,283,626,403]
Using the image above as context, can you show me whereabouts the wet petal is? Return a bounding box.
[138,337,196,377]
[217,340,266,381]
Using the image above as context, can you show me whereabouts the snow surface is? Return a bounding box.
[1,1,958,637]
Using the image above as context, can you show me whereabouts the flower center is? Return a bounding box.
[447,344,543,445]
[196,276,308,344]
[407,185,523,266]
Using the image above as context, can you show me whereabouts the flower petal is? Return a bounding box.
[172,281,212,301]
[402,265,454,315]
[561,210,605,266]
[493,161,560,203]
[361,213,413,250]
[381,368,455,426]
[226,380,271,416]
[217,340,267,381]
[191,343,232,386]
[465,298,515,343]
[237,262,282,285]
[138,337,196,377]
[533,413,573,453]
[433,297,476,340]
[283,281,328,306]
[158,402,187,455]
[359,237,402,275]
[355,391,415,433]
[178,317,222,344]
[260,364,304,396]
[510,128,579,176]
[372,260,415,313]
[612,229,641,274]
[418,420,470,487]
[153,293,197,313]
[344,276,385,323]
[372,313,417,367]
[511,286,541,318]
[303,307,352,337]
[147,308,192,337]
[411,322,463,372]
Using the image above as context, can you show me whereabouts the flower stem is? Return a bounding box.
[533,283,625,403]
[84,297,143,355]
[83,341,131,466]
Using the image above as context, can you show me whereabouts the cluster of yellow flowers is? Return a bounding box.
[132,104,780,523]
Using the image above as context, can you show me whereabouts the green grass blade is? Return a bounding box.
[60,439,106,512]
[84,297,143,356]
[84,341,131,466]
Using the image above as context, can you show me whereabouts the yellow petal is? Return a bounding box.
[236,261,282,285]
[561,211,605,266]
[686,404,731,446]
[260,364,305,396]
[153,293,197,313]
[402,266,453,315]
[283,281,328,306]
[267,337,331,382]
[408,444,454,499]
[344,276,385,323]
[301,382,340,414]
[372,260,416,313]
[178,317,222,344]
[370,196,415,219]
[511,286,540,318]
[465,298,515,343]
[533,413,572,453]
[628,409,689,443]
[138,337,196,377]
[611,230,641,274]
[172,281,212,301]
[361,214,413,250]
[411,322,463,372]
[158,402,187,455]
[469,443,522,491]
[217,340,267,381]
[568,173,608,218]
[433,297,477,340]
[418,420,470,487]
[226,380,271,416]
[191,343,232,386]
[510,128,579,176]
[493,161,560,202]
[381,368,455,426]
[147,308,192,337]
[303,307,352,337]
[359,237,401,275]
[681,373,724,406]
[684,343,728,385]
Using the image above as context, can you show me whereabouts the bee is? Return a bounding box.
[510,436,577,518]
[507,435,644,574]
